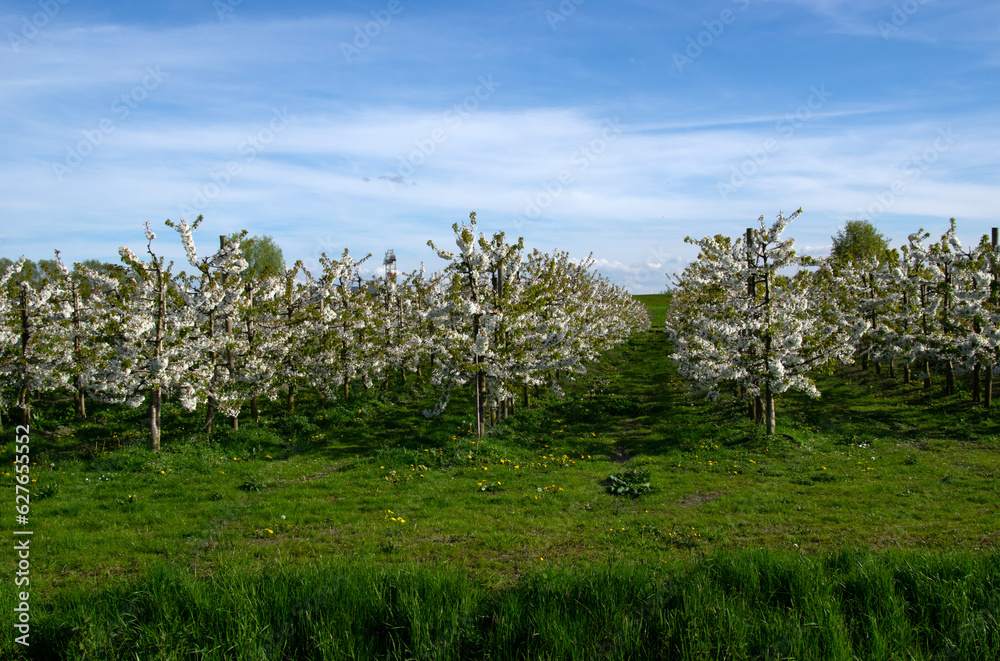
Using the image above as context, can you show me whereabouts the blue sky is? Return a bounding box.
[2,0,997,292]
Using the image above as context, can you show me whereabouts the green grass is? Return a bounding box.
[632,293,671,329]
[5,550,998,659]
[3,303,1000,656]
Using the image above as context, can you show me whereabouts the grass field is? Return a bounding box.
[3,296,999,658]
[633,293,671,329]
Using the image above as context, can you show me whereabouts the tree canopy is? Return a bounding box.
[831,219,892,265]
[228,233,286,278]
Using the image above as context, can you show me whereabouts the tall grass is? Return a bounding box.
[6,549,997,659]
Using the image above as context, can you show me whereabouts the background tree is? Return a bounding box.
[831,219,892,266]
[229,233,286,279]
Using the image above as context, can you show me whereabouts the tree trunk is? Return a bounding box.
[287,384,295,412]
[875,361,881,376]
[74,379,86,419]
[150,385,162,452]
[946,361,955,396]
[523,384,529,408]
[985,365,993,409]
[18,386,30,428]
[903,363,911,384]
[18,285,30,428]
[752,395,763,425]
[205,398,215,435]
[923,360,932,390]
[476,370,485,439]
[251,396,259,423]
[765,386,775,435]
[973,365,981,403]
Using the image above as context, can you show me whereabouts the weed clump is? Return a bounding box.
[604,469,652,497]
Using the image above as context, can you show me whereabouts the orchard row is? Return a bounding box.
[666,211,1000,433]
[0,214,649,449]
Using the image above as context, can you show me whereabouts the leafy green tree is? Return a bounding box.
[228,233,286,279]
[831,220,892,265]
